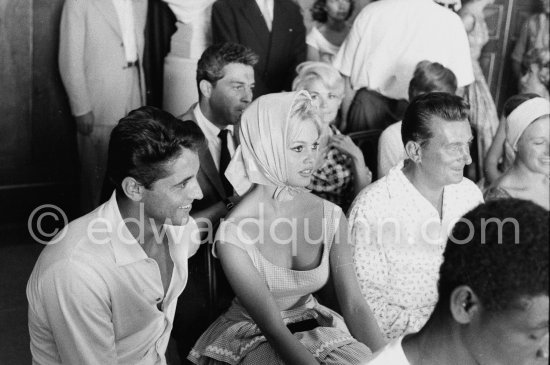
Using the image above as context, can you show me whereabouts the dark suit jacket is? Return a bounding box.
[180,105,233,217]
[212,0,306,98]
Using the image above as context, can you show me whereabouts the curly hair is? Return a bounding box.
[438,199,549,312]
[311,0,354,23]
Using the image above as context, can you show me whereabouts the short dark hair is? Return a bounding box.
[503,93,540,118]
[311,0,354,23]
[106,106,205,193]
[196,42,258,92]
[408,61,458,100]
[401,92,470,147]
[438,199,549,312]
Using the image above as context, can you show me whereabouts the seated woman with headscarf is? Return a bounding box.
[188,91,384,365]
[484,96,549,210]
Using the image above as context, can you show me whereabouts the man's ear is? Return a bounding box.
[404,140,423,163]
[121,177,144,202]
[450,286,480,324]
[199,79,213,99]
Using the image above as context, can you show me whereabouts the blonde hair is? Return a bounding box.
[286,93,323,144]
[292,61,345,95]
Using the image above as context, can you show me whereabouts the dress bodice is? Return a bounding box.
[215,199,340,310]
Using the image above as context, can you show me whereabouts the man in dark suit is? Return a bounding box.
[172,42,258,358]
[211,0,306,98]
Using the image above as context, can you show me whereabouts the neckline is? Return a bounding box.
[253,242,327,273]
[244,200,329,273]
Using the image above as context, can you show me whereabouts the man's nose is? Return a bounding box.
[462,145,472,165]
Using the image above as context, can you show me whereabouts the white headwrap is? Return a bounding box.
[225,91,314,201]
[506,97,550,151]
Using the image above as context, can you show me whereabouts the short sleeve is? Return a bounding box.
[446,16,475,87]
[306,27,318,49]
[332,14,363,77]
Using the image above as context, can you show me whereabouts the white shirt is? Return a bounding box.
[378,121,405,178]
[366,337,411,365]
[194,104,235,171]
[112,0,138,62]
[162,0,214,59]
[332,0,474,100]
[255,0,274,31]
[348,163,483,340]
[27,193,201,365]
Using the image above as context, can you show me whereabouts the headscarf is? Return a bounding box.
[506,97,550,151]
[225,91,316,201]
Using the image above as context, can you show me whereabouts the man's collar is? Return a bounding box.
[194,104,234,137]
[386,160,417,199]
[100,192,150,266]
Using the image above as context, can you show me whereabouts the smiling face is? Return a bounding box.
[286,119,320,187]
[141,148,203,226]
[302,78,344,126]
[466,295,549,365]
[516,116,550,176]
[209,62,255,126]
[418,117,473,187]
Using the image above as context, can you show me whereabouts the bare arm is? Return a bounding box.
[330,214,386,352]
[307,45,321,62]
[217,242,319,365]
[329,134,372,195]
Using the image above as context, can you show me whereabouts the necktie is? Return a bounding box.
[218,129,233,197]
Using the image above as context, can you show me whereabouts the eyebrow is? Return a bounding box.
[174,176,193,187]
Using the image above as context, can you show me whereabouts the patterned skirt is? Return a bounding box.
[188,297,373,365]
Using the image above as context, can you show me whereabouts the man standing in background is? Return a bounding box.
[211,0,306,98]
[59,0,147,213]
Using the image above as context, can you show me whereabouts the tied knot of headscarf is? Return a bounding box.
[506,97,550,151]
[224,91,313,201]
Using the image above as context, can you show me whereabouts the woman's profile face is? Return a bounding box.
[517,116,550,176]
[286,119,320,187]
[303,78,343,126]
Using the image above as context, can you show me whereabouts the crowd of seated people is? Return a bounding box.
[29,0,549,364]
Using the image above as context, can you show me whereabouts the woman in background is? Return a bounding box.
[459,0,499,174]
[484,96,549,210]
[512,0,549,90]
[484,93,538,183]
[162,0,214,116]
[293,62,372,211]
[306,0,353,63]
[188,91,384,364]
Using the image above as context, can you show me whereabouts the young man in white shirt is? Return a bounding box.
[367,199,549,364]
[27,107,205,364]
